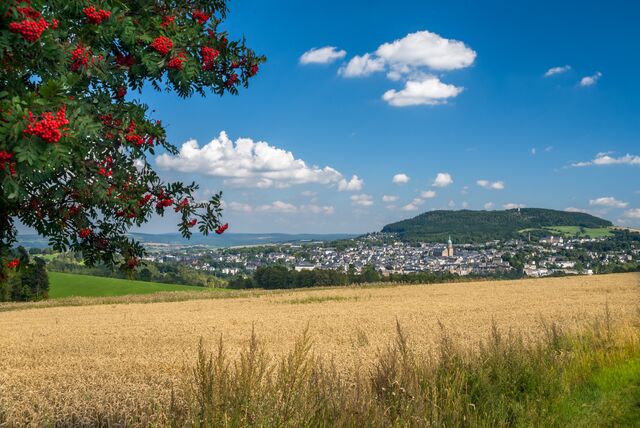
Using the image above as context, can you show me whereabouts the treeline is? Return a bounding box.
[228,265,521,290]
[0,247,49,302]
[48,254,225,288]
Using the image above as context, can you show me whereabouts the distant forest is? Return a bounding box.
[382,208,612,243]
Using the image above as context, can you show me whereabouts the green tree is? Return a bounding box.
[0,0,264,284]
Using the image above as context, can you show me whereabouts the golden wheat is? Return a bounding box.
[0,273,638,425]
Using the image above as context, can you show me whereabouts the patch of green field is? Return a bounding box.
[554,356,640,426]
[519,226,613,238]
[546,226,613,238]
[49,272,208,299]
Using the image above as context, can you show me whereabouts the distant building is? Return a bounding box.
[442,236,455,257]
[294,261,316,272]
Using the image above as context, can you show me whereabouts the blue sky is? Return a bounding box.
[139,0,640,234]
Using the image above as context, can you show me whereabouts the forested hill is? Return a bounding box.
[381,208,612,243]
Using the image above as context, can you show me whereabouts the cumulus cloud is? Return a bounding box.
[503,203,526,210]
[624,208,640,219]
[580,71,602,87]
[544,65,571,77]
[376,31,477,71]
[351,194,374,207]
[476,179,505,190]
[392,173,410,184]
[420,190,437,198]
[484,202,495,210]
[462,201,469,209]
[589,197,628,208]
[571,152,640,167]
[300,46,346,64]
[382,195,399,202]
[157,131,360,189]
[338,175,364,191]
[338,30,475,107]
[338,53,385,77]
[382,76,463,106]
[432,172,453,188]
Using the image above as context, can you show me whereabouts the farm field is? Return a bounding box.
[0,273,638,425]
[48,272,208,298]
[519,225,614,238]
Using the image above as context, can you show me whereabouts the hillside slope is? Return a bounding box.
[382,208,612,243]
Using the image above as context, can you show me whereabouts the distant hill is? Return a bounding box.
[381,208,612,243]
[17,232,357,249]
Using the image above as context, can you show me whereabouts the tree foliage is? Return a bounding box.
[0,0,264,283]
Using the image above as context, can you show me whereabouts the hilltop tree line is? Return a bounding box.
[228,265,521,290]
[0,247,49,301]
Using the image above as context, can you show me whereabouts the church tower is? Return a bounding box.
[447,235,454,257]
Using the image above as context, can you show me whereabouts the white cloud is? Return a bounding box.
[572,152,640,167]
[229,201,334,215]
[382,76,463,107]
[565,207,588,213]
[580,71,602,87]
[432,172,453,188]
[351,194,373,207]
[338,30,474,107]
[448,200,456,208]
[157,131,359,189]
[462,201,469,209]
[401,197,425,211]
[624,208,640,219]
[589,197,628,209]
[544,65,571,77]
[338,175,364,191]
[531,148,537,156]
[338,53,385,77]
[484,202,495,210]
[476,179,505,190]
[420,190,437,198]
[392,173,410,184]
[382,195,399,202]
[503,203,526,210]
[300,46,346,64]
[256,201,298,213]
[228,202,253,213]
[376,30,477,71]
[301,190,317,197]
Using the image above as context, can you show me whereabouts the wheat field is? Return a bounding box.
[0,273,638,425]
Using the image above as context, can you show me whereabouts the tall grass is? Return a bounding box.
[1,309,638,426]
[172,309,640,427]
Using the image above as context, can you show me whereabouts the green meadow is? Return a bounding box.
[48,272,207,299]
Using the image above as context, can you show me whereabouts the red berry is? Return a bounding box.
[150,36,173,56]
[7,259,20,269]
[79,228,92,239]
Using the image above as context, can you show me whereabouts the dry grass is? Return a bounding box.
[0,273,638,425]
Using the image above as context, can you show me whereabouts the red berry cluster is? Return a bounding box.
[7,259,20,269]
[250,64,259,76]
[200,46,219,70]
[192,10,211,24]
[187,218,197,227]
[8,18,49,42]
[70,45,91,71]
[24,106,69,143]
[150,36,173,55]
[0,151,17,176]
[215,223,229,235]
[98,156,113,177]
[167,52,186,70]
[124,120,154,147]
[83,6,110,24]
[161,16,175,27]
[225,73,238,87]
[78,228,92,239]
[114,86,127,99]
[127,257,139,268]
[174,198,189,212]
[115,53,134,68]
